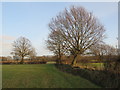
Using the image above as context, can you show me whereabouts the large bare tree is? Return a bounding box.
[11,37,36,64]
[48,6,105,66]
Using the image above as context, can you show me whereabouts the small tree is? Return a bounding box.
[90,43,107,61]
[46,30,66,64]
[104,45,118,72]
[90,43,117,70]
[29,47,37,60]
[48,6,105,66]
[11,37,36,64]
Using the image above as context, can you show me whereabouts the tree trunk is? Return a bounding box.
[17,59,18,64]
[71,54,78,66]
[56,54,62,64]
[20,56,24,64]
[59,54,62,64]
[58,46,62,64]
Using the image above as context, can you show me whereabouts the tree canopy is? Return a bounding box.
[11,37,36,63]
[47,6,105,65]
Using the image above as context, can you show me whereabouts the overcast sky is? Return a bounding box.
[1,2,118,56]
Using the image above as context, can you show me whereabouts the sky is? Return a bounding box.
[1,2,118,56]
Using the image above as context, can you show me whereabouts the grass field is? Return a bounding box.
[77,63,104,70]
[2,64,100,88]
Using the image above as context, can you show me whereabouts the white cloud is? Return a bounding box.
[0,35,15,41]
[0,35,16,56]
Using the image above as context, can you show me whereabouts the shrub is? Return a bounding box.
[55,64,120,88]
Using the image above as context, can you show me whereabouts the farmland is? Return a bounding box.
[2,64,100,88]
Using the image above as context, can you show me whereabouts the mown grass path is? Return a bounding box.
[2,64,100,88]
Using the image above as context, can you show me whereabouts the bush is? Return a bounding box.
[55,64,120,88]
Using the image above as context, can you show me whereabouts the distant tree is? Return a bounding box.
[29,47,37,60]
[1,57,7,61]
[90,43,118,71]
[12,55,20,63]
[6,56,12,60]
[103,44,118,71]
[90,43,117,59]
[11,37,36,64]
[90,43,106,61]
[48,6,105,66]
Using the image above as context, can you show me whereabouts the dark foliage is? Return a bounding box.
[55,64,120,88]
[1,61,47,64]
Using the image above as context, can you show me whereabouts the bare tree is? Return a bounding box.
[91,43,118,70]
[90,44,118,59]
[29,47,37,60]
[46,30,66,64]
[11,37,36,64]
[90,43,107,61]
[48,6,105,66]
[90,43,117,70]
[103,44,118,71]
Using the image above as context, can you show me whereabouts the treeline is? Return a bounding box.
[0,55,119,63]
[0,56,54,64]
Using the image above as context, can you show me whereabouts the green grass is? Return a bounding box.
[77,62,104,70]
[47,61,56,64]
[87,63,103,67]
[2,64,100,88]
